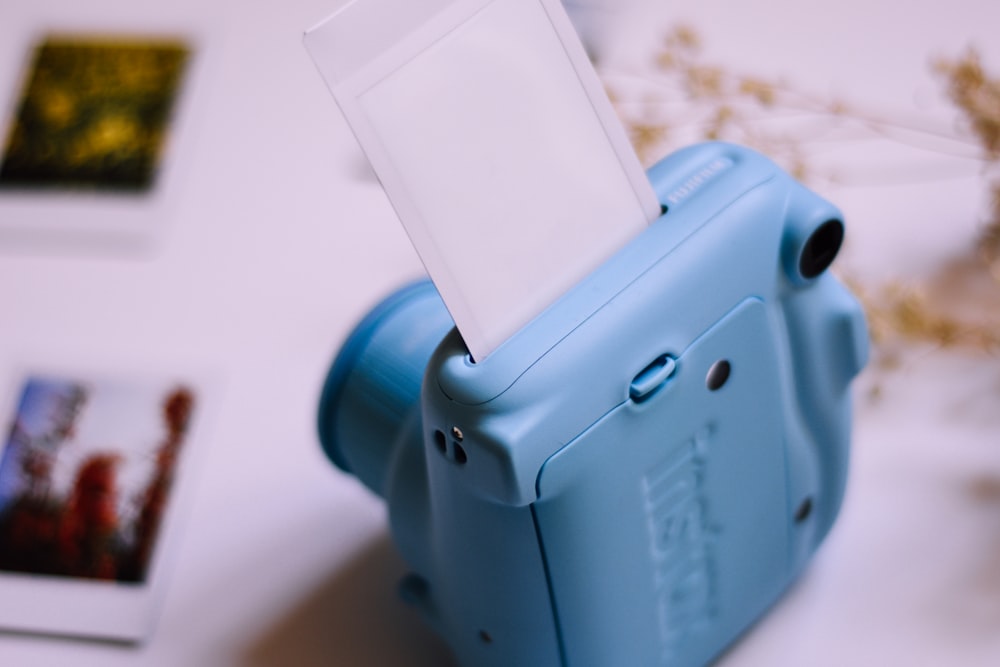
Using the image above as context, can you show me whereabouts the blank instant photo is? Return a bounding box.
[306,0,660,361]
[0,369,213,642]
[0,31,206,254]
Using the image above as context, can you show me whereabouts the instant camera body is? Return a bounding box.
[318,141,869,666]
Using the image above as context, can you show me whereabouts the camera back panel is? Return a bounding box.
[534,298,792,666]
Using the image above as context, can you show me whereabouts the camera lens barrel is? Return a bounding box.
[317,280,454,497]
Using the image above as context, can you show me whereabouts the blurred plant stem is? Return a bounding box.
[605,25,1000,368]
[934,49,1000,271]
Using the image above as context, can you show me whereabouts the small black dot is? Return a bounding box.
[479,630,493,644]
[795,497,813,523]
[706,360,731,391]
[398,573,429,605]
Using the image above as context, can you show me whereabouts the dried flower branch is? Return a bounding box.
[853,279,999,354]
[936,49,1000,158]
[603,25,855,174]
[934,49,1000,268]
[604,25,1000,372]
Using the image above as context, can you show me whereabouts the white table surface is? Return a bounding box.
[0,0,998,665]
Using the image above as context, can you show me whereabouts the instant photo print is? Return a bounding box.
[305,0,660,361]
[0,369,212,642]
[0,29,209,253]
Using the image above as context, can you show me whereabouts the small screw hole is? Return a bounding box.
[453,443,467,465]
[706,360,731,391]
[433,430,447,455]
[795,497,813,523]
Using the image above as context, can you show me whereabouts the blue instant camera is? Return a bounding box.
[318,142,869,666]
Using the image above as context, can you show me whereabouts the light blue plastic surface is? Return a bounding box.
[318,142,869,667]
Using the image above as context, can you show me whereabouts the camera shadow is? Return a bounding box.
[241,535,456,667]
